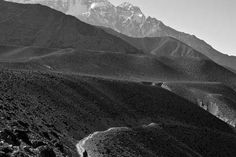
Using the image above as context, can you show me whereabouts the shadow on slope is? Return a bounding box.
[0,69,235,156]
[103,25,236,71]
[2,48,234,88]
[0,45,63,61]
[79,123,236,157]
[1,47,236,89]
[104,28,208,59]
[0,1,140,54]
[161,82,236,127]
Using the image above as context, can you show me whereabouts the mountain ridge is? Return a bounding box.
[0,0,141,54]
[1,0,236,89]
[0,1,236,157]
[6,0,236,71]
[1,1,236,88]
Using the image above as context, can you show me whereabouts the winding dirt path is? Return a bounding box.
[76,127,130,157]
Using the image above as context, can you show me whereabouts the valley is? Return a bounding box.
[0,1,235,157]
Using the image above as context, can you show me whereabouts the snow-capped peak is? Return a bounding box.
[89,0,114,10]
[118,2,134,10]
[5,0,163,37]
[118,2,143,16]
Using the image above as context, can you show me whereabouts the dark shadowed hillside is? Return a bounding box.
[0,1,236,157]
[0,1,140,54]
[1,46,236,91]
[0,45,60,62]
[6,0,236,71]
[0,69,235,157]
[0,1,235,90]
[79,123,236,157]
[103,28,208,59]
[161,82,236,127]
[2,49,236,89]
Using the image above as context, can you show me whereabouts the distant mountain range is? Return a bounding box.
[0,1,236,157]
[2,0,236,127]
[6,0,236,71]
[1,0,236,88]
[0,0,141,54]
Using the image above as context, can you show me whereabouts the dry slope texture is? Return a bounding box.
[0,69,235,156]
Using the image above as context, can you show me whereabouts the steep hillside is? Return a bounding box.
[0,69,235,157]
[0,1,140,54]
[161,82,236,127]
[0,46,236,89]
[6,0,236,71]
[0,45,60,62]
[0,1,235,157]
[27,50,236,89]
[104,28,209,59]
[0,1,236,88]
[78,123,236,157]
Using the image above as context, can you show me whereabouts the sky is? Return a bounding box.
[110,0,236,56]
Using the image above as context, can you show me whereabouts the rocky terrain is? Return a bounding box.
[161,82,236,127]
[6,0,236,71]
[1,44,236,90]
[0,1,235,87]
[0,1,236,157]
[0,69,235,157]
[78,123,236,157]
[0,0,140,53]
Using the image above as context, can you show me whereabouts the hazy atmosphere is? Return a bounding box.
[110,0,236,55]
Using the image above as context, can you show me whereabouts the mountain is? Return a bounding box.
[161,82,236,127]
[4,0,71,12]
[6,0,236,71]
[77,123,236,157]
[0,1,236,88]
[0,0,140,54]
[1,44,236,91]
[1,0,236,116]
[1,40,236,87]
[103,28,209,59]
[0,1,236,157]
[0,69,235,157]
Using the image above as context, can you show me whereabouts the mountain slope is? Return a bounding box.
[78,123,236,157]
[1,47,236,91]
[0,69,235,156]
[161,82,236,127]
[0,45,61,62]
[0,2,236,157]
[103,28,209,59]
[0,0,140,54]
[1,1,236,89]
[7,0,236,70]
